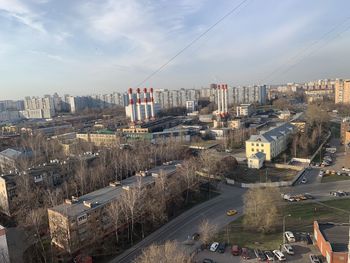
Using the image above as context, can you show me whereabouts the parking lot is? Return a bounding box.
[194,242,322,263]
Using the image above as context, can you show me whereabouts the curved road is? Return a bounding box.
[109,176,350,263]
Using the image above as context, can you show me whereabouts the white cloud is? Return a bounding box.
[0,0,46,33]
[29,50,65,62]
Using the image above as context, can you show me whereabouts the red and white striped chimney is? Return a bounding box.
[150,87,155,119]
[136,88,142,122]
[128,88,135,123]
[224,84,228,116]
[143,88,149,120]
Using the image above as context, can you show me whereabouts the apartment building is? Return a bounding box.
[0,148,32,172]
[0,162,68,216]
[0,174,17,216]
[340,117,350,145]
[245,123,295,161]
[236,104,254,117]
[335,79,350,104]
[48,162,181,253]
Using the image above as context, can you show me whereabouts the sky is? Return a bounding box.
[1,0,350,100]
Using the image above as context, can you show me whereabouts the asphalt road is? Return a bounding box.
[109,184,246,263]
[294,168,321,185]
[109,171,350,263]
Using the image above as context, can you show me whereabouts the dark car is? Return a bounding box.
[254,249,267,261]
[231,245,241,256]
[217,243,226,253]
[191,232,200,240]
[202,259,215,263]
[241,247,250,259]
[300,233,313,244]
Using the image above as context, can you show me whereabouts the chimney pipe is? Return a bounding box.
[143,88,149,120]
[128,89,135,123]
[136,88,142,122]
[150,88,155,119]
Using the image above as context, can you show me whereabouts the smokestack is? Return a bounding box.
[224,84,228,116]
[221,84,225,117]
[128,88,135,123]
[143,88,149,120]
[217,85,221,116]
[150,87,155,119]
[136,88,142,122]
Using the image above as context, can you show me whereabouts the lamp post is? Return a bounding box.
[283,214,291,245]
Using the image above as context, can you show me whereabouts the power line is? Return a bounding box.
[135,0,251,88]
[261,16,350,84]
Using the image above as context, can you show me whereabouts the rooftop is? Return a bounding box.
[0,148,23,159]
[319,223,349,252]
[49,161,181,218]
[247,122,294,143]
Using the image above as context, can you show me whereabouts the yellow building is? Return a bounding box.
[335,79,350,104]
[245,123,294,161]
[77,132,120,147]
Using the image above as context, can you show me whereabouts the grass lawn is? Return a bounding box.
[321,175,350,183]
[216,199,350,250]
[226,165,297,183]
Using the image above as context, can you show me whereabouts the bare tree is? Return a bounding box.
[243,187,283,233]
[135,241,193,263]
[120,177,144,244]
[178,158,199,204]
[198,219,218,246]
[106,201,123,243]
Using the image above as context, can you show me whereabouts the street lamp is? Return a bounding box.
[282,214,291,245]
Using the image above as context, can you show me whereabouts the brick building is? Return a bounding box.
[314,221,349,263]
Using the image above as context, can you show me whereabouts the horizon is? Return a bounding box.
[1,0,350,100]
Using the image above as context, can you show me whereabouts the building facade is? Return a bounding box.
[48,162,180,253]
[314,221,349,263]
[335,79,350,104]
[245,123,294,161]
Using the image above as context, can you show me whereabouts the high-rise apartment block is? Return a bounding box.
[335,79,350,104]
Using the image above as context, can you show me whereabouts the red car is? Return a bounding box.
[231,245,241,256]
[241,247,250,259]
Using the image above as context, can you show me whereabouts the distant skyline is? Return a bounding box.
[1,0,350,100]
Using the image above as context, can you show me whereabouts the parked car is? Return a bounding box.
[304,193,314,199]
[202,259,215,263]
[319,170,324,177]
[309,254,321,263]
[241,247,250,259]
[209,242,219,252]
[283,243,294,255]
[231,245,241,256]
[301,177,307,184]
[273,250,286,261]
[264,250,274,261]
[342,167,350,172]
[285,231,296,242]
[254,249,267,261]
[226,209,237,216]
[217,243,226,253]
[191,233,200,240]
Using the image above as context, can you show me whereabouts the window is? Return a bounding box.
[251,143,254,146]
[261,150,264,153]
[77,214,87,225]
[252,148,255,152]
